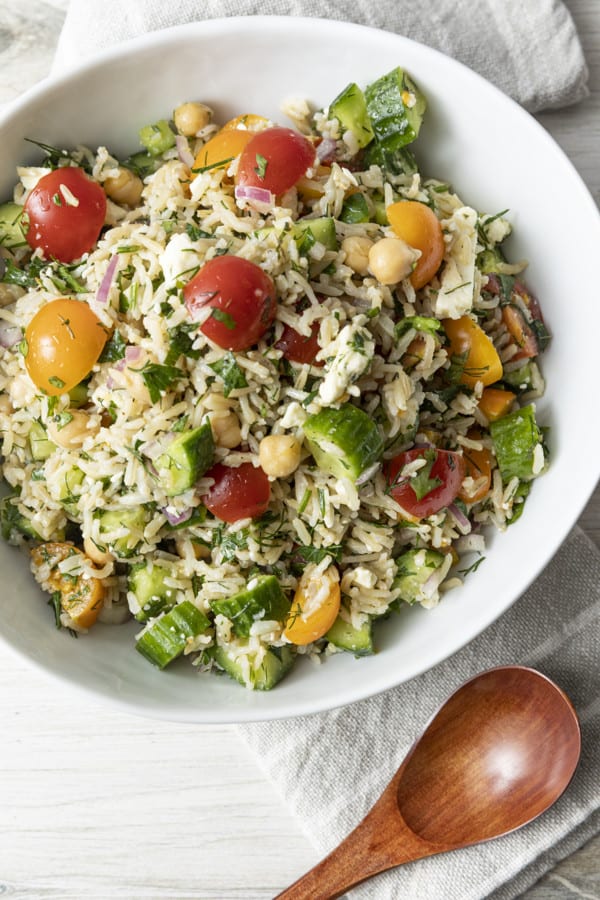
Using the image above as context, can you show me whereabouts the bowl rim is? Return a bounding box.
[1,15,600,723]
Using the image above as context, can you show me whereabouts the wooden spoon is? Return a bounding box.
[277,665,581,900]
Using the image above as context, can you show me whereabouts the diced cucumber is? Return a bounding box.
[489,404,546,482]
[155,424,214,497]
[59,466,85,515]
[95,506,150,558]
[393,548,446,605]
[329,82,374,149]
[303,403,384,482]
[122,150,161,178]
[502,362,535,392]
[0,202,26,249]
[136,600,210,669]
[211,575,290,637]
[363,142,418,177]
[139,119,176,157]
[477,247,506,274]
[214,643,295,690]
[28,421,56,461]
[325,614,373,656]
[293,217,338,252]
[129,561,177,622]
[339,193,369,224]
[68,381,89,408]
[0,494,41,542]
[372,193,390,225]
[365,67,426,149]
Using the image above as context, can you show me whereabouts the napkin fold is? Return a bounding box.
[53,0,589,112]
[239,528,600,899]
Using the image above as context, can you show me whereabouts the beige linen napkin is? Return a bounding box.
[53,0,589,112]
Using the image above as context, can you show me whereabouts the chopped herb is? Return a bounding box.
[52,192,62,206]
[171,414,189,433]
[410,449,442,501]
[211,524,249,562]
[443,281,471,295]
[395,316,442,340]
[52,411,73,430]
[254,153,268,179]
[208,352,248,398]
[210,308,236,330]
[191,157,234,175]
[298,488,311,516]
[165,323,201,365]
[458,555,486,577]
[24,138,89,172]
[1,256,46,289]
[135,362,183,403]
[18,338,28,358]
[297,544,343,564]
[99,330,126,363]
[117,245,142,254]
[48,591,62,629]
[186,223,212,241]
[48,376,66,389]
[497,274,516,301]
[432,183,451,193]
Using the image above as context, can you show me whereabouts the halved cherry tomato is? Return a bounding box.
[502,305,538,361]
[478,387,516,422]
[221,114,269,132]
[275,322,323,366]
[236,127,316,196]
[458,432,492,504]
[443,316,503,387]
[24,298,108,395]
[386,200,445,289]
[283,564,341,645]
[385,448,465,520]
[31,542,104,629]
[184,255,276,351]
[203,462,270,523]
[193,129,254,174]
[24,167,106,263]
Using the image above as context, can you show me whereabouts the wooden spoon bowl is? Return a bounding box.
[277,666,581,900]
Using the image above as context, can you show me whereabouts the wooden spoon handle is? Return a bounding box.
[276,770,437,900]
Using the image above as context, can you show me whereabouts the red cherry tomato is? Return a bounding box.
[275,322,323,366]
[203,462,270,523]
[184,255,276,351]
[24,167,106,263]
[236,127,316,196]
[385,448,465,520]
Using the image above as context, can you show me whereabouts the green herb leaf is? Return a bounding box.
[254,153,268,179]
[1,257,46,289]
[395,316,443,340]
[135,362,183,403]
[48,375,66,389]
[99,330,127,363]
[191,157,234,175]
[165,323,201,366]
[186,223,212,241]
[210,308,236,330]
[52,411,73,430]
[410,449,442,501]
[297,544,343,564]
[208,352,248,398]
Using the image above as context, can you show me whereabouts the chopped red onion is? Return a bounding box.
[176,134,195,168]
[125,345,142,363]
[96,254,118,305]
[449,503,471,533]
[316,138,337,164]
[0,322,22,349]
[161,506,193,526]
[234,184,274,206]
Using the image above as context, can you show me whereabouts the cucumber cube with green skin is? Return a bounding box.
[339,193,370,224]
[325,614,373,656]
[303,404,384,483]
[136,601,210,669]
[0,202,26,249]
[0,495,42,542]
[490,404,546,482]
[28,421,56,461]
[329,82,375,149]
[394,548,446,605]
[363,142,418,177]
[95,506,150,558]
[139,119,176,157]
[477,247,506,274]
[293,217,338,252]
[211,575,290,637]
[59,466,85,516]
[155,423,214,497]
[365,67,426,149]
[129,562,177,622]
[501,362,535,393]
[214,643,295,691]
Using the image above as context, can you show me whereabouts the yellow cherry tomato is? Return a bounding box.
[24,298,108,396]
[221,113,269,132]
[386,200,445,289]
[478,387,516,422]
[31,542,105,629]
[193,129,254,173]
[284,565,341,645]
[458,431,493,504]
[443,316,503,388]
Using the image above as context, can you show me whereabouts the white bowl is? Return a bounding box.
[1,16,599,723]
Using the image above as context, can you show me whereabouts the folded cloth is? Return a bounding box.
[238,527,600,899]
[53,0,589,112]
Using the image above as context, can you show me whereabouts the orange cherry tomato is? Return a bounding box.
[284,565,341,645]
[31,542,104,629]
[193,129,254,174]
[458,432,493,504]
[478,387,516,422]
[24,298,108,395]
[221,114,269,132]
[502,305,538,361]
[386,200,445,289]
[443,316,503,388]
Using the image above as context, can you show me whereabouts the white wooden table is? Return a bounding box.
[1,2,599,897]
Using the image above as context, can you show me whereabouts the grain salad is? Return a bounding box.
[0,68,550,690]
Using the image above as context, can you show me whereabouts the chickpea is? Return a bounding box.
[103,167,144,207]
[83,535,114,567]
[368,237,419,285]
[259,434,302,479]
[174,102,212,137]
[341,235,373,276]
[209,410,242,449]
[0,282,24,307]
[47,410,99,449]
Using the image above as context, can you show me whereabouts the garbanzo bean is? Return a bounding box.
[368,237,419,284]
[341,235,373,276]
[46,409,99,449]
[174,102,212,136]
[104,167,144,207]
[259,434,302,478]
[210,410,242,450]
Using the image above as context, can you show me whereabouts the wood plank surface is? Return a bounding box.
[0,1,599,898]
